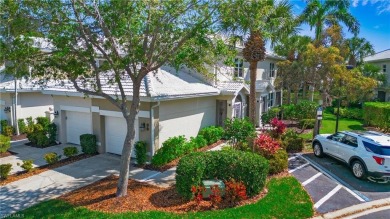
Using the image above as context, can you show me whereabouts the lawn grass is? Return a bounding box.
[299,111,365,140]
[18,177,313,219]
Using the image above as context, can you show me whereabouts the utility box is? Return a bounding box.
[202,180,225,198]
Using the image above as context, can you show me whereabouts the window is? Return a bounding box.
[342,135,358,147]
[383,64,387,73]
[268,93,274,108]
[362,141,390,155]
[234,58,244,78]
[269,63,275,78]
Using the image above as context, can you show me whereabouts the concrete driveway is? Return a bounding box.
[2,140,82,174]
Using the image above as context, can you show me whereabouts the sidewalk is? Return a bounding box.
[313,197,390,219]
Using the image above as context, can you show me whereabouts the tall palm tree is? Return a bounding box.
[220,0,297,126]
[346,36,375,67]
[300,0,359,46]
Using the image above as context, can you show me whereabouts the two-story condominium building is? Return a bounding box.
[364,49,390,101]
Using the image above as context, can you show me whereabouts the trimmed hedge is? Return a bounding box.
[18,119,27,134]
[80,134,97,154]
[0,163,12,179]
[0,134,11,153]
[285,138,304,152]
[44,152,61,164]
[63,146,78,158]
[198,126,224,145]
[333,107,363,120]
[176,150,269,200]
[299,119,315,129]
[151,136,187,167]
[363,102,390,131]
[135,141,148,166]
[268,150,288,175]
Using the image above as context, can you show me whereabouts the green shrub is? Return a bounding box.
[151,136,187,167]
[63,146,78,158]
[281,128,298,141]
[27,132,38,145]
[36,133,50,148]
[189,135,208,149]
[36,117,50,132]
[333,107,363,120]
[80,134,97,154]
[261,107,281,124]
[135,141,147,166]
[295,100,317,120]
[285,138,304,152]
[176,150,269,200]
[25,117,34,133]
[44,152,61,164]
[268,149,288,175]
[48,123,57,143]
[0,164,12,179]
[0,134,11,153]
[18,159,34,172]
[198,126,224,145]
[3,125,14,137]
[0,120,8,134]
[281,104,296,120]
[224,118,256,149]
[18,119,27,134]
[363,102,390,131]
[299,119,315,129]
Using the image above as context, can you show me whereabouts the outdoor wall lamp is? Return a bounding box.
[53,111,59,116]
[4,106,11,113]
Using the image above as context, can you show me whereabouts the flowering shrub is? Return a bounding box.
[224,179,247,205]
[254,134,281,158]
[270,118,286,138]
[191,185,205,205]
[209,185,222,207]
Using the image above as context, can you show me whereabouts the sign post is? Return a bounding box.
[313,106,323,139]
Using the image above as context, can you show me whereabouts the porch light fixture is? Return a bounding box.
[4,106,11,113]
[53,111,59,116]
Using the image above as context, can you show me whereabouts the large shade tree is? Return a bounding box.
[346,36,375,67]
[220,0,297,126]
[300,0,359,46]
[28,0,229,197]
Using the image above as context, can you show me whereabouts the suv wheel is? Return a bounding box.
[351,160,367,179]
[313,142,324,158]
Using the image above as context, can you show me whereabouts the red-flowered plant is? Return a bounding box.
[209,185,222,207]
[191,185,205,205]
[224,179,247,205]
[254,133,281,158]
[270,118,286,138]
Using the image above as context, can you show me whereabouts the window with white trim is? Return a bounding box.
[383,64,387,73]
[234,58,244,78]
[269,63,275,78]
[268,92,274,107]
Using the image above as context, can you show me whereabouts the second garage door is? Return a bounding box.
[105,116,138,157]
[66,111,92,145]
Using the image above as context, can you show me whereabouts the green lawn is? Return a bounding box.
[300,111,365,140]
[18,177,313,219]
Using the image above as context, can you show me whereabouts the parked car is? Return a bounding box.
[312,131,390,183]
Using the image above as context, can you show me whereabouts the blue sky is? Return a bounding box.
[272,0,390,53]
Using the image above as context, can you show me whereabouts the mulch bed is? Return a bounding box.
[11,134,27,141]
[0,150,18,158]
[0,153,96,186]
[59,174,268,214]
[142,140,225,172]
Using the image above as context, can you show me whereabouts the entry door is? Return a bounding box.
[105,116,138,157]
[234,102,242,118]
[216,100,227,127]
[66,111,92,145]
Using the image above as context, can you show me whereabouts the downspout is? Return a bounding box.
[150,101,160,157]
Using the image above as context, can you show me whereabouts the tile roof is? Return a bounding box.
[216,82,249,95]
[364,49,390,62]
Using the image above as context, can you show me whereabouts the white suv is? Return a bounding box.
[312,131,390,182]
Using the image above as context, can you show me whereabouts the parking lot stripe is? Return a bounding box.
[288,156,297,161]
[288,163,309,173]
[302,172,322,186]
[298,154,370,202]
[314,184,342,209]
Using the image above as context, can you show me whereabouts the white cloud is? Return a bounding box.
[351,0,390,14]
[352,0,359,7]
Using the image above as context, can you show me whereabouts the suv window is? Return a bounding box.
[330,132,345,142]
[342,135,358,147]
[362,141,390,155]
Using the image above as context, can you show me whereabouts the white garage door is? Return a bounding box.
[66,111,92,145]
[105,116,138,157]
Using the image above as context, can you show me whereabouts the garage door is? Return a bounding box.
[105,116,138,157]
[66,111,92,144]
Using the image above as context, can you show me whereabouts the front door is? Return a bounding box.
[234,102,242,118]
[216,100,227,127]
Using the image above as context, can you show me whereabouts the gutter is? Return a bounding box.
[150,101,160,157]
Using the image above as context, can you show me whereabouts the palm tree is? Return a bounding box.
[300,0,359,46]
[346,36,375,67]
[220,0,297,126]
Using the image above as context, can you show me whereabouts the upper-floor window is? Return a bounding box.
[234,58,244,78]
[383,64,387,73]
[269,63,275,78]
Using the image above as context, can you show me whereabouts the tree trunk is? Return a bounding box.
[287,86,291,105]
[116,83,141,197]
[249,61,258,125]
[294,88,299,105]
[321,89,328,107]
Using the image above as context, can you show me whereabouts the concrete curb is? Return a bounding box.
[312,198,390,219]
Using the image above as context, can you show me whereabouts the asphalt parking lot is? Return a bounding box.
[288,153,390,214]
